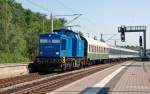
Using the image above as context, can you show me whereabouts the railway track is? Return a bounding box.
[0,73,53,89]
[0,62,120,94]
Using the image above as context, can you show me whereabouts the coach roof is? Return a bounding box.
[84,37,109,48]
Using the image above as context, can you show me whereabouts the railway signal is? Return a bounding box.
[139,36,142,46]
[118,25,148,60]
[120,26,126,42]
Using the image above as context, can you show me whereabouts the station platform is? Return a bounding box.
[0,63,29,68]
[0,63,30,79]
[48,61,150,94]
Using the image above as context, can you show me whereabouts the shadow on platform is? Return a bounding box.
[80,87,110,94]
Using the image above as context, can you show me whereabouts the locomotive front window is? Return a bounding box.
[40,39,48,43]
[61,39,66,50]
[52,39,60,43]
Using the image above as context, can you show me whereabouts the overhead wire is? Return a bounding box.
[54,0,76,13]
[105,33,119,42]
[26,0,49,12]
[25,0,113,40]
[55,0,99,26]
[26,0,97,29]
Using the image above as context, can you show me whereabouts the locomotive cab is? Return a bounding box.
[39,34,61,57]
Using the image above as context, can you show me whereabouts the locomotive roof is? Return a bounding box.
[84,37,109,48]
[53,29,78,35]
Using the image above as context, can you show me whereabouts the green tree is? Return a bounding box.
[0,0,65,63]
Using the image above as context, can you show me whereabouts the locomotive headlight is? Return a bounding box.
[40,51,43,55]
[56,52,59,55]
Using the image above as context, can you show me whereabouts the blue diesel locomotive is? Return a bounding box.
[29,29,139,72]
[32,29,86,71]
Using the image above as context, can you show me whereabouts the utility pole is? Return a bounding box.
[114,40,117,46]
[5,0,8,47]
[86,33,89,37]
[143,30,146,56]
[100,33,103,41]
[43,18,44,33]
[50,13,53,32]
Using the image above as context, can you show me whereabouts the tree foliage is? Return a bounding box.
[0,0,64,63]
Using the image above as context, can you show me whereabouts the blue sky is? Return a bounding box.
[16,0,150,48]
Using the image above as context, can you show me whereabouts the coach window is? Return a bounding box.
[93,46,94,52]
[92,45,94,52]
[92,46,94,52]
[61,39,66,50]
[89,45,91,52]
[96,46,97,53]
[90,45,92,52]
[103,48,104,53]
[96,46,97,52]
[91,45,92,52]
[104,48,105,53]
[93,46,95,52]
[106,48,108,53]
[103,48,105,53]
[99,47,101,53]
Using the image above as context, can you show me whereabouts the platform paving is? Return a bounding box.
[48,61,150,94]
[109,61,150,94]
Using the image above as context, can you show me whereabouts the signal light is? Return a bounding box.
[139,36,142,46]
[120,27,126,42]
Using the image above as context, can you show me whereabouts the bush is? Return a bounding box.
[0,52,30,63]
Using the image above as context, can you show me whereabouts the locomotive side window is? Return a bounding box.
[61,39,66,50]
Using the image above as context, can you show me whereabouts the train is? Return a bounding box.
[29,29,139,72]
